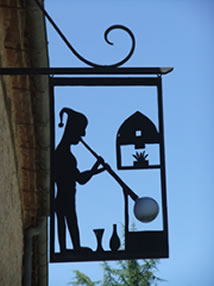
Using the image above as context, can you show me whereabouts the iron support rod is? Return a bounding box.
[0,67,173,75]
[50,77,158,86]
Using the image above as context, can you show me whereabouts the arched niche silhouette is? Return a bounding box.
[116,111,160,169]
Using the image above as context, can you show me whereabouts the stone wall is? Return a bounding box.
[0,76,23,286]
[0,0,44,285]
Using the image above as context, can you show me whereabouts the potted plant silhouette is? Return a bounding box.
[133,151,149,167]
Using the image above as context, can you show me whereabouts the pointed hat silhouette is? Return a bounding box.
[58,107,88,128]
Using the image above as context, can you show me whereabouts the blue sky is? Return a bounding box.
[46,0,214,285]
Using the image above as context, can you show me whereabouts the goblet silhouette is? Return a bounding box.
[93,228,104,252]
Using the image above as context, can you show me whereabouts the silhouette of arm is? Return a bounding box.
[76,157,105,185]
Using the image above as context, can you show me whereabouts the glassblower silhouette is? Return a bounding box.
[54,107,161,256]
[54,108,105,253]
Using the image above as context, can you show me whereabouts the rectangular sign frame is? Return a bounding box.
[49,74,169,263]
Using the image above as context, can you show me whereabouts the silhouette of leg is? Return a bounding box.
[56,213,66,253]
[66,211,80,250]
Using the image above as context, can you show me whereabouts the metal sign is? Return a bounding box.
[0,0,173,263]
[49,71,171,263]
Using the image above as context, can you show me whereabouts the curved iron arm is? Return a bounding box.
[103,25,135,68]
[34,0,135,68]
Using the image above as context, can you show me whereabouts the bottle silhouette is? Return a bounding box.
[109,224,120,251]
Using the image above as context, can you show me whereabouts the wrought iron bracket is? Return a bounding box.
[0,0,174,263]
[34,0,136,68]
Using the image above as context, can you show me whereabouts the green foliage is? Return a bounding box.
[68,270,101,286]
[69,259,163,286]
[69,226,164,286]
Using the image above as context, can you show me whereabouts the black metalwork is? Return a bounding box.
[49,75,170,263]
[116,111,160,169]
[34,0,135,68]
[0,0,173,264]
[0,67,173,75]
[80,138,138,201]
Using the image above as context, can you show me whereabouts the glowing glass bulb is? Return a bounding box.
[134,197,159,223]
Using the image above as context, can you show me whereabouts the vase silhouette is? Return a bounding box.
[93,228,104,252]
[109,224,120,251]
